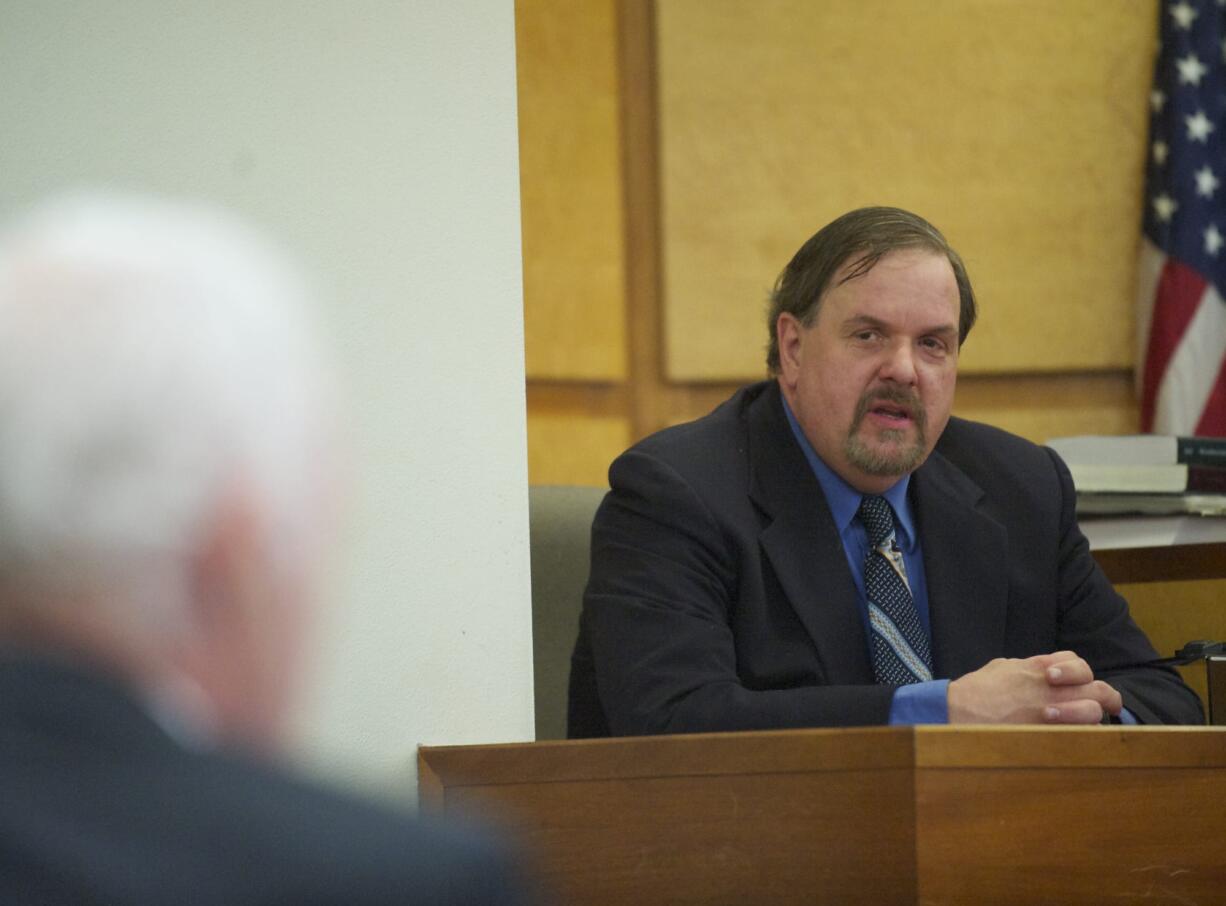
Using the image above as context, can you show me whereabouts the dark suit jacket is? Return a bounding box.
[569,381,1203,737]
[0,649,530,905]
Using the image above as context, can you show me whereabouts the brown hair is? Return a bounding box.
[765,206,976,374]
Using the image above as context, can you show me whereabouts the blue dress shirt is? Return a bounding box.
[781,398,948,723]
[780,398,1136,726]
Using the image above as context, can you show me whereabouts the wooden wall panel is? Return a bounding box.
[952,372,1138,443]
[655,0,1158,380]
[1118,579,1226,711]
[516,0,627,381]
[657,373,1139,447]
[520,1,1160,485]
[528,410,628,486]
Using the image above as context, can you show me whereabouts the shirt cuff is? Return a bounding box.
[1117,706,1138,725]
[888,679,950,725]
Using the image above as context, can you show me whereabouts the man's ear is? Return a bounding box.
[776,312,805,387]
[180,484,286,748]
[188,486,264,647]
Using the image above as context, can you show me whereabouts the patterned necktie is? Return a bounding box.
[857,495,933,685]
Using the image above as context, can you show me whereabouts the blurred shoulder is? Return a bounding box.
[184,750,532,904]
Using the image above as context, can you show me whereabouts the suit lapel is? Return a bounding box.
[912,451,1009,678]
[746,385,875,684]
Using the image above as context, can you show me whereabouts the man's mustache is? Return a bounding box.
[852,387,926,430]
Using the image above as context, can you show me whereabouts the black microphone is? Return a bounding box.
[1144,639,1226,668]
[1097,640,1224,725]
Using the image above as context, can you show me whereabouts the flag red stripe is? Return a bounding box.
[1140,259,1208,431]
[1194,355,1226,437]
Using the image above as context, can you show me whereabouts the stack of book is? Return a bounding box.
[1046,435,1226,517]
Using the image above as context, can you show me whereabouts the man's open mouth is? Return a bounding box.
[868,400,914,423]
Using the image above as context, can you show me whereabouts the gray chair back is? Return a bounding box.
[529,484,607,740]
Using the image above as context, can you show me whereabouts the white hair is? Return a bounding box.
[0,193,330,633]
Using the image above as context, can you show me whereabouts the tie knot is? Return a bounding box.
[857,495,895,546]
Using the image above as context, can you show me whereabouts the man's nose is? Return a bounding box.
[877,340,918,385]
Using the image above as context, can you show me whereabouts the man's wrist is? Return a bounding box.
[888,679,950,724]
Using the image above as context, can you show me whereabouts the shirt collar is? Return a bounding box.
[780,391,917,550]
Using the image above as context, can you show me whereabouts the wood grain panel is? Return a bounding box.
[422,728,1226,903]
[656,0,1158,380]
[952,370,1138,442]
[525,370,1139,500]
[650,372,1137,442]
[1097,545,1226,586]
[1119,578,1226,711]
[516,0,627,380]
[619,0,671,440]
[917,767,1226,902]
[422,729,918,905]
[450,770,916,905]
[913,724,1226,767]
[528,410,629,486]
[422,725,912,785]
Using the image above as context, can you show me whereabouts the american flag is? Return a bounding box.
[1138,0,1226,435]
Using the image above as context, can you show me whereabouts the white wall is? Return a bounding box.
[0,1,534,795]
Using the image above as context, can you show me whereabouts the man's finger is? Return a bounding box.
[1049,680,1122,712]
[1091,680,1124,715]
[1043,700,1105,724]
[1045,658,1093,686]
[1033,650,1079,668]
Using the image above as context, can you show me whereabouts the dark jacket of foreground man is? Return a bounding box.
[0,651,531,905]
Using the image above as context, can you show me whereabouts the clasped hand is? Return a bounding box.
[947,651,1123,724]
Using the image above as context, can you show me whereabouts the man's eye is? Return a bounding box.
[920,337,947,352]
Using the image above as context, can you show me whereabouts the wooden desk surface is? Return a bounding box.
[421,725,1226,800]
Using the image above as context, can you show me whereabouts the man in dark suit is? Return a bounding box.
[0,195,530,904]
[570,206,1203,738]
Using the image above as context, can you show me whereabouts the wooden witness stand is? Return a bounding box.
[419,726,1226,904]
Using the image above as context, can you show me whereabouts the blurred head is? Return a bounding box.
[0,193,335,751]
[770,208,975,493]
